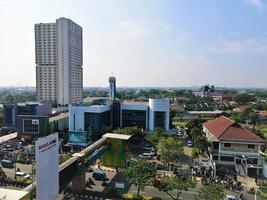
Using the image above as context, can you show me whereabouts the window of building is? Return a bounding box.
[220,156,234,162]
[248,144,255,149]
[212,155,218,160]
[224,143,231,147]
[23,119,39,133]
[247,158,258,165]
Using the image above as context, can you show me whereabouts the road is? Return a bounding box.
[130,184,255,200]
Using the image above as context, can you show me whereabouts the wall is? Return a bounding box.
[36,102,52,116]
[69,105,111,131]
[102,138,127,168]
[220,142,260,154]
[17,115,49,138]
[149,98,170,131]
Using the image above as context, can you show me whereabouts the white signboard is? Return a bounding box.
[115,182,125,189]
[32,119,39,125]
[35,133,59,200]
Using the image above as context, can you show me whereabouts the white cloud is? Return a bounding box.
[242,0,265,9]
[210,37,267,55]
[115,20,171,42]
[116,21,152,41]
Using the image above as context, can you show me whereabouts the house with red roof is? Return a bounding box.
[203,116,265,176]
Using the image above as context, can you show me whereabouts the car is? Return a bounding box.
[187,140,193,147]
[1,160,14,168]
[224,195,238,200]
[177,131,183,137]
[92,170,107,181]
[143,146,156,152]
[15,172,31,180]
[138,153,152,159]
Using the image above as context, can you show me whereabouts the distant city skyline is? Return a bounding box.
[0,0,266,88]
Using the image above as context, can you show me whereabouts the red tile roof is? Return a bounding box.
[203,116,264,143]
[258,111,267,117]
[203,116,235,138]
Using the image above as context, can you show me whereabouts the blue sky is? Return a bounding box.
[0,0,266,87]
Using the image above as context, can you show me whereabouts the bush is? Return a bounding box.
[105,186,119,197]
[132,194,143,200]
[123,193,154,200]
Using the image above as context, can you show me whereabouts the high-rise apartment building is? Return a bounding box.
[35,17,83,106]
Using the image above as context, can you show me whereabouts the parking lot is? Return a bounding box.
[0,138,34,181]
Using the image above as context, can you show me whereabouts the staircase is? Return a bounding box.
[236,164,246,177]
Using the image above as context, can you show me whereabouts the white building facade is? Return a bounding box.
[148,99,170,131]
[35,17,83,106]
[120,98,170,131]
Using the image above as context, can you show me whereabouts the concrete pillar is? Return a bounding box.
[72,172,86,192]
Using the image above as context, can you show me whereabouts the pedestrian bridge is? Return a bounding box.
[23,133,131,193]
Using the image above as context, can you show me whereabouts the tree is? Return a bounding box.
[248,111,258,126]
[196,184,224,200]
[186,118,208,154]
[233,93,256,105]
[124,159,156,196]
[114,127,143,137]
[145,127,166,145]
[160,175,196,200]
[157,137,183,168]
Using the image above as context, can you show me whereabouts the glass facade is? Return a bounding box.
[84,111,111,140]
[68,130,89,147]
[17,104,37,115]
[121,110,147,129]
[154,111,165,129]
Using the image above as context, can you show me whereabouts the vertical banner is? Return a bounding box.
[35,133,59,200]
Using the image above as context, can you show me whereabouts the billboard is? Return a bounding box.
[35,133,59,200]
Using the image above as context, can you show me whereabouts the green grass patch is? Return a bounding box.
[260,127,267,134]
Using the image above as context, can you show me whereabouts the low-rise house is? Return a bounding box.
[203,116,265,176]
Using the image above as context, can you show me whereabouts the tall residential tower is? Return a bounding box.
[35,17,83,106]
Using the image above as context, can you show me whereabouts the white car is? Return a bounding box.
[225,195,238,200]
[187,140,193,147]
[15,172,31,180]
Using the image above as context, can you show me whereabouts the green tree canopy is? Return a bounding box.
[196,184,224,200]
[145,127,167,145]
[0,91,36,104]
[160,175,196,200]
[233,93,256,105]
[114,127,144,138]
[124,159,156,196]
[186,118,208,154]
[157,137,184,167]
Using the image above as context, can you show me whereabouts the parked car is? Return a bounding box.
[15,172,31,180]
[143,146,156,153]
[138,153,152,159]
[176,129,183,137]
[225,195,238,200]
[92,170,107,181]
[1,159,14,168]
[187,140,193,147]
